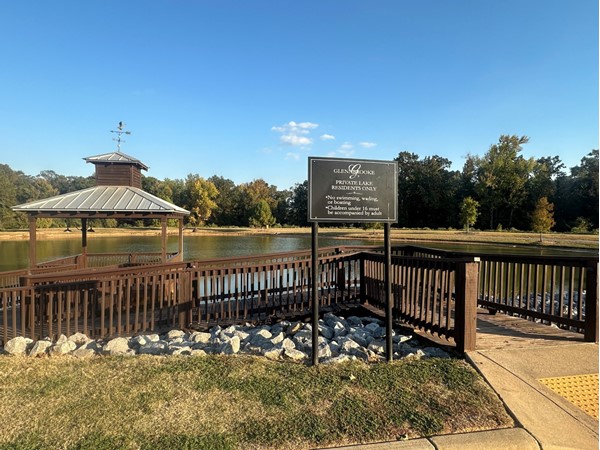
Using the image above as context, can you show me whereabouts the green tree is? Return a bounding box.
[473,135,535,229]
[288,181,308,226]
[184,175,219,229]
[531,197,555,242]
[459,196,480,233]
[249,199,276,228]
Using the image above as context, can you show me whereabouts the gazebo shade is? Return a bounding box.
[13,186,189,218]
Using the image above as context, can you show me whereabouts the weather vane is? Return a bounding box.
[110,121,131,152]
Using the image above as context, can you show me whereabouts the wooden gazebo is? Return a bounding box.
[12,150,189,270]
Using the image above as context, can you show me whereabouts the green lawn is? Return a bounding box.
[0,355,513,450]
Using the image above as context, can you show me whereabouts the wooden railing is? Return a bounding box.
[362,252,480,352]
[1,245,597,349]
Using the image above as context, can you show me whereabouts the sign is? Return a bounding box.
[308,157,398,223]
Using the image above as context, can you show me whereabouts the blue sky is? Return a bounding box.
[0,1,597,190]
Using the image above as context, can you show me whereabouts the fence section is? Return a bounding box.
[1,245,597,349]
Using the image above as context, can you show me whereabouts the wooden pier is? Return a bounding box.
[1,245,597,351]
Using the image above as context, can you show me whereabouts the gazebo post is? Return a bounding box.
[81,218,88,269]
[161,217,168,263]
[28,216,37,273]
[178,217,184,261]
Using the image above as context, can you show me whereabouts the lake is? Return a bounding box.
[0,233,597,272]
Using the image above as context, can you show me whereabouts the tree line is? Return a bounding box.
[0,135,597,233]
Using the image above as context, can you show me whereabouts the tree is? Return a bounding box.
[288,181,308,226]
[531,197,555,242]
[249,199,276,228]
[459,197,480,233]
[184,175,219,229]
[473,135,535,229]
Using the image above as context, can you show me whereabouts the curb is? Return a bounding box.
[318,427,540,450]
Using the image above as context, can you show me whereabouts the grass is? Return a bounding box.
[0,355,513,450]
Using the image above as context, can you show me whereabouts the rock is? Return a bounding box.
[348,331,369,348]
[72,347,97,358]
[372,326,386,339]
[55,334,68,345]
[233,330,250,342]
[270,324,284,336]
[170,346,192,356]
[270,331,285,345]
[423,347,450,358]
[286,321,302,335]
[67,333,90,346]
[50,340,77,355]
[393,334,412,344]
[220,336,240,355]
[367,340,386,354]
[365,322,381,333]
[5,337,30,356]
[102,337,131,356]
[190,332,212,344]
[29,339,52,357]
[317,341,332,359]
[221,325,238,336]
[281,338,296,352]
[339,337,361,354]
[251,329,272,340]
[318,324,334,340]
[283,347,307,361]
[190,349,207,357]
[263,347,283,360]
[350,347,370,361]
[139,341,168,355]
[347,316,363,326]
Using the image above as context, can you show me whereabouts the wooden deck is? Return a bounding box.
[475,309,585,351]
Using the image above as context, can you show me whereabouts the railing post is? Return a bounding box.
[454,257,480,353]
[359,253,366,304]
[584,261,598,343]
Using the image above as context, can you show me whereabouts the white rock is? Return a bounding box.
[190,332,212,344]
[29,339,52,357]
[220,336,240,354]
[72,347,97,358]
[102,337,130,355]
[270,331,285,345]
[5,337,29,356]
[367,340,386,354]
[139,341,168,355]
[263,347,283,360]
[283,347,307,361]
[191,349,207,357]
[67,333,90,346]
[50,340,77,355]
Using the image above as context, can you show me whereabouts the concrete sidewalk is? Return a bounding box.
[467,342,599,450]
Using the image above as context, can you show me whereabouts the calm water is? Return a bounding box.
[0,233,597,272]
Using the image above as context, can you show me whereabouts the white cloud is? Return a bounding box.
[285,152,300,161]
[281,135,313,146]
[320,134,336,141]
[272,120,319,147]
[359,141,377,149]
[337,142,355,157]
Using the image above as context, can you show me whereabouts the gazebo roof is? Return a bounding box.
[84,151,149,171]
[13,186,189,218]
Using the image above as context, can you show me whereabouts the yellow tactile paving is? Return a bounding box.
[538,374,599,419]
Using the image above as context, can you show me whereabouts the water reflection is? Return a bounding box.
[0,233,596,272]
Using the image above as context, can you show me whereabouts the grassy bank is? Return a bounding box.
[0,226,597,250]
[0,355,512,450]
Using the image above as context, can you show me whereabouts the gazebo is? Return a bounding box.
[12,150,189,270]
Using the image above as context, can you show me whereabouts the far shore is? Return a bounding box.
[0,226,597,251]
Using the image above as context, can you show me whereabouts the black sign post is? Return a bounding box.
[308,157,398,364]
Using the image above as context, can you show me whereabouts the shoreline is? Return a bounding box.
[0,227,597,251]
